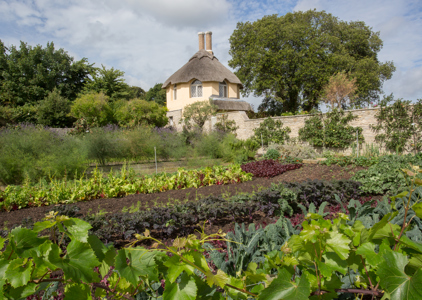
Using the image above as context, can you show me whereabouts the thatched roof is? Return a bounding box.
[162,50,242,88]
[211,98,252,111]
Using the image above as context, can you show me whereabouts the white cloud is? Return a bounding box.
[117,0,232,28]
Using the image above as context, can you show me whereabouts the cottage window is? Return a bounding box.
[173,84,177,100]
[191,80,203,98]
[219,81,227,97]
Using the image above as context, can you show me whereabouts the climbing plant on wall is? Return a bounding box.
[299,108,364,148]
[371,95,422,153]
[253,117,291,146]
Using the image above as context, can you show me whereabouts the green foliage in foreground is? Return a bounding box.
[0,165,252,212]
[1,174,422,299]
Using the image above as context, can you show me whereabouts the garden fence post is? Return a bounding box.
[412,113,416,155]
[154,147,157,174]
[356,128,359,159]
[261,133,263,150]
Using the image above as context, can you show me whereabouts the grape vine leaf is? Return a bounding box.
[185,251,211,273]
[5,258,32,288]
[205,269,229,288]
[32,220,55,233]
[164,255,195,283]
[163,272,197,300]
[115,248,158,286]
[323,252,348,275]
[10,227,47,258]
[368,212,398,240]
[63,218,92,243]
[48,241,99,283]
[399,235,422,254]
[377,250,422,300]
[356,242,383,268]
[226,276,247,300]
[413,203,422,219]
[30,241,56,277]
[193,274,222,299]
[7,282,37,299]
[258,269,311,300]
[87,235,116,277]
[65,283,93,300]
[326,231,351,260]
[0,279,5,298]
[0,259,9,278]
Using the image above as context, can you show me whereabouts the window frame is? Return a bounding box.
[219,81,227,98]
[191,80,203,98]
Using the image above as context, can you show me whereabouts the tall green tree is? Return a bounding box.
[145,83,166,106]
[129,86,146,99]
[229,10,395,112]
[0,40,94,106]
[83,64,132,101]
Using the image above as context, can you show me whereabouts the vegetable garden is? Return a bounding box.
[1,151,422,299]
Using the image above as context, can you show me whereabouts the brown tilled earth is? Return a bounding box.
[0,164,365,228]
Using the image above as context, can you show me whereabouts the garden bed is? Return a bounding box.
[0,164,364,228]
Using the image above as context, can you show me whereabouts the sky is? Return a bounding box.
[1,0,421,109]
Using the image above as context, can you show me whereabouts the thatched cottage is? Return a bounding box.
[162,31,252,129]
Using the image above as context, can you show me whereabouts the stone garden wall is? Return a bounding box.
[167,107,383,154]
[216,107,381,154]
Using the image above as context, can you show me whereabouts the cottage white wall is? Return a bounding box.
[227,82,238,98]
[167,80,226,111]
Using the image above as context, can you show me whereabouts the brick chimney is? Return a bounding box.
[205,31,213,54]
[198,32,205,50]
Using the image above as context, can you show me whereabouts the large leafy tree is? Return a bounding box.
[145,83,166,106]
[229,10,395,112]
[83,64,133,101]
[0,40,94,106]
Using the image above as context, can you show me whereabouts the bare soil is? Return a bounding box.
[0,164,365,229]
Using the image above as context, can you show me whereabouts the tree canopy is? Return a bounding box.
[145,83,166,106]
[229,10,395,112]
[0,40,94,106]
[83,64,133,101]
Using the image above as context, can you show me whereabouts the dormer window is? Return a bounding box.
[219,81,227,97]
[191,80,203,98]
[173,84,177,100]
